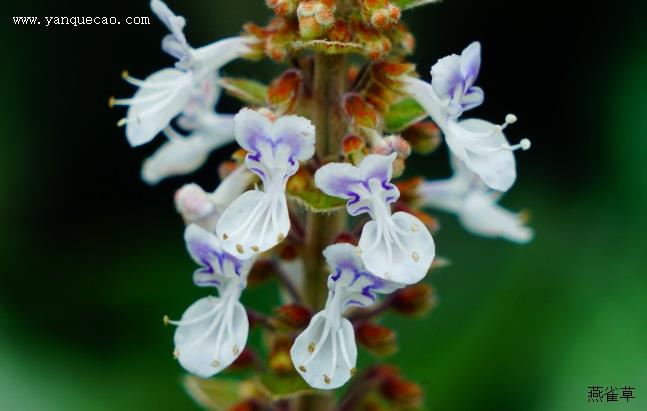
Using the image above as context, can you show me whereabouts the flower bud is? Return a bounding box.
[391,283,436,316]
[268,69,302,114]
[362,0,401,30]
[230,347,258,371]
[402,121,442,154]
[228,400,263,411]
[328,20,352,42]
[273,304,313,330]
[356,322,398,356]
[247,259,275,286]
[356,24,391,60]
[297,0,336,40]
[344,94,380,129]
[175,183,214,223]
[268,336,294,375]
[265,0,299,16]
[379,374,423,407]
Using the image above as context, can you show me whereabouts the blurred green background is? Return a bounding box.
[2,0,646,409]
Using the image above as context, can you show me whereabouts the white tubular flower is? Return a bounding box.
[419,156,534,243]
[216,108,315,259]
[140,75,237,185]
[112,0,252,147]
[175,165,255,231]
[315,154,435,284]
[165,224,253,378]
[291,243,402,389]
[403,42,531,192]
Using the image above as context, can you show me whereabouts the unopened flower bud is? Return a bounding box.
[356,322,398,356]
[175,183,214,223]
[230,347,258,371]
[269,336,294,375]
[228,400,263,411]
[328,20,352,42]
[402,121,442,154]
[344,94,380,129]
[247,259,275,285]
[297,0,336,40]
[266,0,299,16]
[391,283,436,316]
[268,69,302,114]
[273,304,313,330]
[370,4,401,30]
[380,374,423,407]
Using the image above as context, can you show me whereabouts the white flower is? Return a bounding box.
[419,156,533,243]
[165,224,253,378]
[112,0,252,147]
[315,154,435,284]
[175,165,255,231]
[216,108,315,259]
[291,243,402,389]
[403,42,531,192]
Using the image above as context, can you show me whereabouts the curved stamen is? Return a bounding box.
[337,328,353,369]
[121,71,186,89]
[326,330,338,384]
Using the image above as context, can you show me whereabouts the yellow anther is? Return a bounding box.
[236,244,244,254]
[211,360,221,368]
[411,224,419,232]
[251,246,259,252]
[163,315,170,326]
[308,342,315,353]
[412,251,420,262]
[323,374,331,384]
[299,365,307,372]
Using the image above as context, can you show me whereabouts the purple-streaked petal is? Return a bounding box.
[460,41,481,89]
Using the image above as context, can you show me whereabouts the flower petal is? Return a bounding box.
[459,192,534,243]
[234,108,315,182]
[402,77,449,128]
[445,118,517,192]
[141,133,211,185]
[290,312,357,390]
[323,243,401,307]
[174,296,249,378]
[358,212,435,284]
[185,224,252,288]
[124,68,193,147]
[460,41,481,89]
[190,37,252,77]
[314,154,400,216]
[216,190,290,259]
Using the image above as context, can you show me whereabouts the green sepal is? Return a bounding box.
[384,97,428,132]
[255,372,312,400]
[287,187,347,213]
[220,77,269,107]
[393,0,441,10]
[292,40,364,55]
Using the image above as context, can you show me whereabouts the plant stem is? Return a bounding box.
[297,54,348,411]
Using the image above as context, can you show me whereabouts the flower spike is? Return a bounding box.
[166,224,253,378]
[315,154,435,284]
[403,42,531,192]
[419,156,534,243]
[216,108,316,259]
[291,243,402,389]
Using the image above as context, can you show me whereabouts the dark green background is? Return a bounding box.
[2,0,646,409]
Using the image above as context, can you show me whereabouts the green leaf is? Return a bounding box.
[220,77,268,106]
[287,187,347,213]
[183,375,245,411]
[393,0,441,10]
[384,97,428,132]
[256,372,312,400]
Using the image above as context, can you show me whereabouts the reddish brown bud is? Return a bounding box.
[334,231,359,245]
[268,69,302,114]
[395,176,423,204]
[273,304,313,330]
[342,134,366,154]
[356,322,398,356]
[391,283,436,316]
[344,94,380,129]
[355,24,392,60]
[297,0,336,40]
[266,0,299,16]
[276,242,299,260]
[269,336,294,375]
[229,347,257,371]
[380,375,423,407]
[402,121,442,154]
[329,20,352,42]
[247,260,275,285]
[228,400,263,411]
